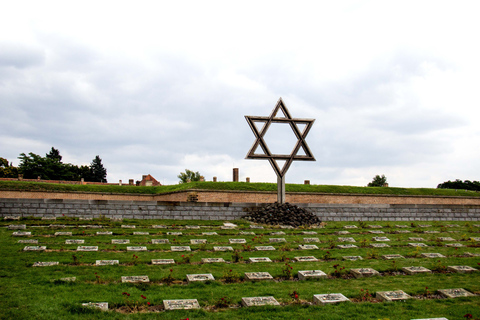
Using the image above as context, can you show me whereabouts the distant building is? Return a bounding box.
[137,174,161,186]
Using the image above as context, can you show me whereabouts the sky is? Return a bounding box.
[1,0,479,188]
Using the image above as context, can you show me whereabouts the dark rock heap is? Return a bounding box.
[242,202,321,227]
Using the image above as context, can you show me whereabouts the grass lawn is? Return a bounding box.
[1,218,479,319]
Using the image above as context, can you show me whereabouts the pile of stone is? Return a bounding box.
[242,203,321,227]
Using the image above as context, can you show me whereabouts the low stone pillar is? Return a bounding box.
[304,180,310,185]
[119,180,122,186]
[200,176,205,182]
[81,178,85,185]
[233,168,239,182]
[213,177,217,182]
[129,179,134,185]
[246,177,250,183]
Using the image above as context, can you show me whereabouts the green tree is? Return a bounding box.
[18,152,46,179]
[0,157,18,178]
[177,169,201,183]
[367,174,387,187]
[89,155,107,182]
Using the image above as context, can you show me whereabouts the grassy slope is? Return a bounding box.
[1,180,479,197]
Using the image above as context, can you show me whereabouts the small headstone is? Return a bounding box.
[369,230,385,234]
[313,293,350,305]
[241,296,280,307]
[411,318,448,320]
[224,223,237,227]
[337,231,350,235]
[78,217,93,220]
[112,239,130,244]
[33,261,58,267]
[77,246,98,251]
[344,225,357,229]
[171,246,191,252]
[229,239,247,244]
[409,237,425,241]
[201,258,225,263]
[163,299,200,310]
[133,232,149,235]
[298,244,319,250]
[151,259,175,265]
[49,224,65,228]
[409,243,428,247]
[438,237,455,241]
[418,224,432,228]
[186,225,200,229]
[3,215,20,220]
[151,239,169,244]
[66,239,84,244]
[394,230,411,234]
[382,254,405,260]
[421,253,446,258]
[368,225,383,228]
[121,225,135,228]
[302,231,318,235]
[395,225,409,228]
[240,231,255,235]
[55,232,72,236]
[294,256,318,262]
[82,302,108,311]
[95,259,119,266]
[8,224,26,230]
[214,246,233,251]
[127,246,147,251]
[269,238,286,243]
[190,239,207,244]
[96,231,112,235]
[343,256,363,261]
[186,273,215,283]
[350,268,380,278]
[376,290,411,301]
[221,226,235,230]
[248,257,272,263]
[337,244,358,249]
[121,276,149,283]
[447,266,478,273]
[424,230,440,234]
[298,270,327,280]
[270,231,286,235]
[303,238,320,243]
[18,239,38,244]
[250,225,264,229]
[280,225,294,229]
[42,217,56,220]
[437,288,474,298]
[152,225,167,228]
[373,237,390,242]
[370,243,390,248]
[469,237,480,242]
[167,232,182,236]
[402,266,432,275]
[445,243,464,247]
[255,246,275,251]
[244,272,273,281]
[12,231,32,237]
[58,277,76,282]
[203,232,218,235]
[24,246,46,251]
[464,252,480,257]
[445,224,459,228]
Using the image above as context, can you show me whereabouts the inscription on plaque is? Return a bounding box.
[151,259,175,265]
[373,237,390,242]
[338,237,356,242]
[438,288,474,298]
[270,231,286,235]
[152,225,166,228]
[186,273,215,283]
[368,225,383,229]
[344,225,357,229]
[33,261,58,267]
[66,239,84,244]
[96,260,119,266]
[97,231,112,235]
[171,246,191,252]
[445,243,464,247]
[350,268,380,278]
[298,270,327,280]
[127,246,147,251]
[203,232,218,235]
[248,257,272,263]
[55,232,72,236]
[298,244,319,250]
[244,272,274,281]
[382,254,405,260]
[201,258,225,263]
[421,253,446,258]
[303,238,319,243]
[343,256,363,261]
[24,246,46,251]
[409,237,425,241]
[241,296,280,307]
[394,230,411,234]
[402,266,432,275]
[250,225,264,229]
[133,232,149,235]
[337,231,350,235]
[447,265,478,273]
[77,246,98,251]
[370,243,390,248]
[294,256,318,262]
[18,239,38,244]
[409,243,428,247]
[163,299,200,310]
[214,246,233,251]
[229,239,247,244]
[121,225,136,228]
[369,230,384,234]
[186,225,200,229]
[269,238,286,243]
[12,232,32,237]
[337,244,358,249]
[151,239,169,244]
[255,246,275,251]
[8,224,26,230]
[112,239,130,244]
[190,239,207,244]
[376,290,411,301]
[313,293,350,304]
[121,276,149,283]
[82,302,108,311]
[302,231,317,235]
[167,232,182,236]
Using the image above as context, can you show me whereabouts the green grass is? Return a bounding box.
[1,180,480,197]
[1,219,480,319]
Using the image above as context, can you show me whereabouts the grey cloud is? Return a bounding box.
[0,43,45,69]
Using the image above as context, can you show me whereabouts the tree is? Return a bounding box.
[437,179,480,191]
[0,157,18,178]
[368,174,387,187]
[177,169,201,184]
[89,155,107,182]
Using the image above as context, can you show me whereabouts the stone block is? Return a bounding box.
[248,257,272,263]
[121,276,149,283]
[186,273,215,283]
[241,296,280,307]
[298,270,327,280]
[151,259,175,265]
[350,268,380,278]
[163,299,200,310]
[313,293,350,304]
[96,260,119,266]
[244,272,273,281]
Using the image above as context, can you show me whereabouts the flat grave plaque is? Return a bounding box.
[298,244,319,250]
[302,231,318,235]
[350,268,380,278]
[33,261,59,267]
[82,302,108,311]
[418,224,432,228]
[151,259,175,265]
[214,246,233,251]
[49,224,66,228]
[337,231,350,235]
[313,293,350,305]
[280,225,294,229]
[402,266,432,275]
[376,290,411,301]
[96,231,112,235]
[394,230,411,234]
[424,231,440,234]
[269,238,286,243]
[127,246,147,251]
[151,239,169,244]
[239,231,255,235]
[133,232,149,235]
[255,246,275,251]
[421,253,446,258]
[382,254,405,260]
[58,277,76,282]
[395,225,409,228]
[66,239,84,244]
[411,318,448,320]
[409,237,425,241]
[121,225,135,228]
[474,224,480,228]
[121,276,149,283]
[447,266,478,273]
[163,299,200,310]
[77,246,98,251]
[270,231,286,235]
[445,224,459,228]
[12,231,32,237]
[337,244,358,249]
[344,225,357,229]
[24,246,46,251]
[42,217,56,220]
[295,256,318,262]
[203,232,218,235]
[96,260,119,266]
[221,226,235,230]
[438,237,455,241]
[298,270,327,280]
[464,252,480,257]
[250,225,264,229]
[244,272,273,281]
[78,217,93,220]
[80,225,102,228]
[186,225,200,229]
[8,224,26,230]
[201,258,225,263]
[3,216,21,220]
[370,243,390,248]
[437,288,475,298]
[373,237,390,241]
[369,230,385,234]
[55,232,72,236]
[186,273,215,283]
[241,296,280,307]
[171,246,191,252]
[248,257,272,263]
[18,239,38,244]
[152,225,166,228]
[190,239,207,244]
[303,238,319,243]
[368,225,383,228]
[224,223,237,227]
[343,256,363,261]
[445,243,464,247]
[469,237,480,242]
[409,243,428,247]
[167,232,182,236]
[112,239,130,244]
[229,239,247,244]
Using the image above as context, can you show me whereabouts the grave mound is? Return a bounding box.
[242,202,321,227]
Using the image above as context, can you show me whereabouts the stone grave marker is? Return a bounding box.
[337,244,358,249]
[368,225,383,228]
[269,238,286,243]
[411,318,448,320]
[49,224,66,229]
[241,296,280,307]
[474,224,480,228]
[58,277,76,282]
[313,293,350,305]
[186,273,215,283]
[271,231,286,235]
[24,246,46,251]
[201,258,225,263]
[8,224,26,230]
[298,270,327,280]
[280,225,294,229]
[18,239,38,244]
[294,256,318,262]
[127,246,147,251]
[337,231,350,235]
[303,238,319,243]
[240,231,255,235]
[244,272,273,281]
[382,254,405,260]
[464,252,480,257]
[42,217,56,220]
[370,243,390,248]
[447,266,478,273]
[350,268,380,278]
[409,237,425,241]
[376,290,411,301]
[112,239,130,244]
[121,276,149,283]
[438,237,455,241]
[409,243,428,247]
[203,232,218,235]
[445,224,459,228]
[369,230,384,234]
[66,239,84,244]
[373,237,390,242]
[221,226,235,230]
[121,225,136,228]
[424,231,439,234]
[437,288,474,298]
[469,237,480,242]
[255,246,275,251]
[77,246,98,251]
[163,299,200,310]
[186,225,200,229]
[133,232,149,235]
[250,225,264,229]
[394,230,411,234]
[343,256,363,261]
[344,225,357,229]
[445,243,464,247]
[229,239,247,244]
[395,225,409,228]
[82,302,108,311]
[152,225,167,228]
[224,222,237,227]
[190,239,207,244]
[96,231,112,235]
[248,257,272,263]
[298,244,319,250]
[421,253,446,258]
[33,261,59,267]
[3,215,20,220]
[167,232,182,235]
[214,246,233,251]
[402,266,432,275]
[418,224,432,228]
[151,239,169,244]
[55,232,72,236]
[171,246,191,252]
[96,260,119,266]
[151,259,175,265]
[12,231,32,237]
[302,231,317,235]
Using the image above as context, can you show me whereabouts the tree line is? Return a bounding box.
[437,179,480,191]
[0,147,107,182]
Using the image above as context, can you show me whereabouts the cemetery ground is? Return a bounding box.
[1,218,479,319]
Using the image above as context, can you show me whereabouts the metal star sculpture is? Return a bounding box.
[245,98,315,203]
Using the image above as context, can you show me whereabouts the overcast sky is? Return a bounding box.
[1,1,479,187]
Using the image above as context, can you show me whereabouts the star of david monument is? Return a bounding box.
[245,98,315,203]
